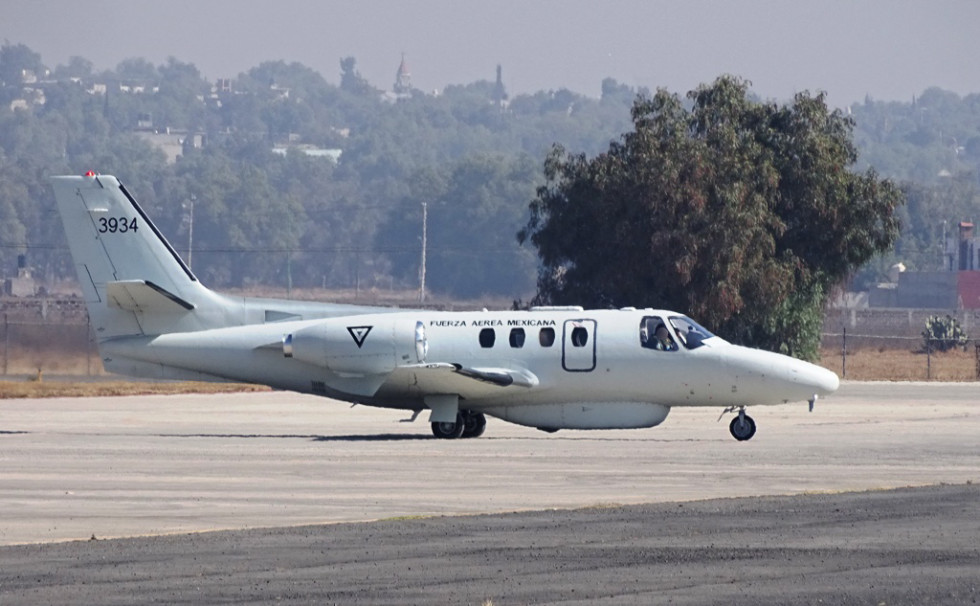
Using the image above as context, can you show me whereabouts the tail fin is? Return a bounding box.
[51,173,222,339]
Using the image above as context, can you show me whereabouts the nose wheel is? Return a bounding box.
[728,408,757,441]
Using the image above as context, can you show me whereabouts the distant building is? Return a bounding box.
[135,129,204,164]
[393,53,411,95]
[137,112,153,129]
[381,54,414,103]
[271,145,342,163]
[869,221,980,309]
[4,255,36,297]
[19,69,40,84]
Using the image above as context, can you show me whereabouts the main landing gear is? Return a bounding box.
[722,406,757,441]
[431,410,486,439]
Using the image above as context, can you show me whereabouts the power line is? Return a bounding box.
[0,243,523,254]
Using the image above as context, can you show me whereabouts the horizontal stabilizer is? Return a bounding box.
[106,280,195,313]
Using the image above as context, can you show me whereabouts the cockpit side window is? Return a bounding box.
[668,316,715,350]
[640,316,678,352]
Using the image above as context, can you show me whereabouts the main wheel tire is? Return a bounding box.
[461,411,486,438]
[432,413,465,439]
[729,414,757,441]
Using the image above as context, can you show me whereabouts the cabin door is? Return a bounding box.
[562,319,596,372]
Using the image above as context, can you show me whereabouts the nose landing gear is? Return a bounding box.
[721,406,757,441]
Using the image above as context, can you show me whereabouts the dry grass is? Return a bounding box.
[1,346,975,400]
[818,347,978,381]
[0,380,269,399]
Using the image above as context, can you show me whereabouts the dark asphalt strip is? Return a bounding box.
[0,484,977,605]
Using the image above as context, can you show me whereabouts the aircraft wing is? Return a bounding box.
[396,362,540,399]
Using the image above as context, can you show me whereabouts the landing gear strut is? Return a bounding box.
[728,408,757,441]
[431,410,486,439]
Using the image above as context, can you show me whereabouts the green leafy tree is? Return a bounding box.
[520,76,904,358]
[152,57,210,129]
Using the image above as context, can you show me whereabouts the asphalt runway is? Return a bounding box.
[1,381,978,603]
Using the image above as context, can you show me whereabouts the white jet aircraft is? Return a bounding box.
[50,173,839,441]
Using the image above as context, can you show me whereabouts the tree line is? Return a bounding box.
[0,43,639,299]
[1,42,978,356]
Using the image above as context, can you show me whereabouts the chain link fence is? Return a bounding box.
[820,330,980,381]
[2,300,980,381]
[1,314,98,377]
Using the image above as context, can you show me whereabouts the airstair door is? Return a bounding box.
[562,319,596,372]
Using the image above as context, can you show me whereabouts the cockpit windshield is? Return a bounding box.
[640,315,717,351]
[668,316,715,349]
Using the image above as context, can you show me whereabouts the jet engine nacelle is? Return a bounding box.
[283,316,413,376]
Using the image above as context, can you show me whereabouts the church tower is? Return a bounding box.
[394,53,412,95]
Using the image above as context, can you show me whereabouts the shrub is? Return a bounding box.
[921,315,968,352]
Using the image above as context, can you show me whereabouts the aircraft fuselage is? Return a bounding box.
[100,307,838,431]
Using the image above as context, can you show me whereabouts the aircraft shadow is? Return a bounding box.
[149,432,709,443]
[312,433,433,442]
[154,433,433,442]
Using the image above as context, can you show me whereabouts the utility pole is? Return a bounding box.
[419,202,427,304]
[186,194,196,270]
[942,220,948,271]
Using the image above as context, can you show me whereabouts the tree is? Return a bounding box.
[0,154,29,272]
[0,42,45,87]
[520,76,904,359]
[154,57,209,129]
[339,57,373,96]
[52,56,93,80]
[114,58,159,85]
[378,155,539,298]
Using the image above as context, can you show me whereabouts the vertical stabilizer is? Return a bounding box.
[51,173,226,339]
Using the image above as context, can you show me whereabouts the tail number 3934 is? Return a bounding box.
[98,217,139,233]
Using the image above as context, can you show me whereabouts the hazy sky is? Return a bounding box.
[4,0,977,107]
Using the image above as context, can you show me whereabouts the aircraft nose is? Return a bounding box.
[727,346,839,403]
[804,363,840,396]
[773,354,839,396]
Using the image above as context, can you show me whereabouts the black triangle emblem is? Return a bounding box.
[347,325,373,348]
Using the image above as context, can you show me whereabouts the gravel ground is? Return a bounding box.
[1,483,976,605]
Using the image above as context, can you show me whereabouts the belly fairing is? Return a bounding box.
[480,401,670,430]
